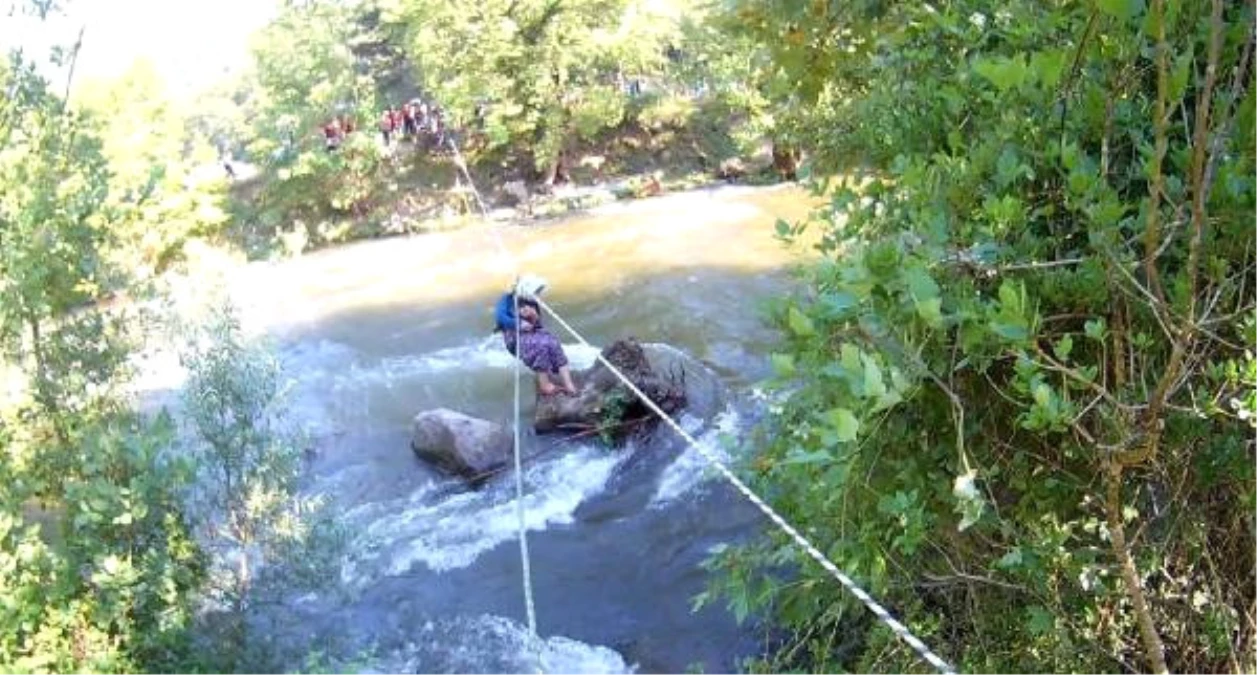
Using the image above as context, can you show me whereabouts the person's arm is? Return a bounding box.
[494,293,516,331]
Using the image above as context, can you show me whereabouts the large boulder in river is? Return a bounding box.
[411,408,512,479]
[534,339,688,439]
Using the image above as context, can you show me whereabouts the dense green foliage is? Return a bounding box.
[241,1,390,235]
[701,0,1256,672]
[179,305,343,671]
[0,30,207,672]
[1,6,339,671]
[380,0,687,179]
[222,0,781,253]
[77,62,229,279]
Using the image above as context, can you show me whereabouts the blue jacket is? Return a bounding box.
[494,293,540,332]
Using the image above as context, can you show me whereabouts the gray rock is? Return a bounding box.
[411,408,512,479]
[533,339,687,439]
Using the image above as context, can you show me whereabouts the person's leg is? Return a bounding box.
[557,365,577,394]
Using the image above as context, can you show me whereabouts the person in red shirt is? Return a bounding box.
[324,118,342,151]
[379,108,395,146]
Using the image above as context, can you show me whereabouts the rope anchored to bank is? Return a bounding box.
[534,297,957,675]
[447,135,956,674]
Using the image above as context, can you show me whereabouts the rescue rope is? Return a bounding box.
[449,136,539,641]
[447,135,955,675]
[533,297,957,674]
[512,292,538,637]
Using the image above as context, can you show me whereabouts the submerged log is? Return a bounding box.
[533,339,687,441]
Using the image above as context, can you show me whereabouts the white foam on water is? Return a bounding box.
[648,406,742,509]
[306,337,600,392]
[363,614,634,674]
[340,444,625,583]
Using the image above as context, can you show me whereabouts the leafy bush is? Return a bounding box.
[707,0,1256,672]
[0,412,206,673]
[179,304,343,671]
[636,93,697,131]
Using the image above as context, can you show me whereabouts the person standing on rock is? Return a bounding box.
[494,275,578,397]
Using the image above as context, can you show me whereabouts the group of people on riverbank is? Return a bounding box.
[319,99,449,153]
[377,100,448,151]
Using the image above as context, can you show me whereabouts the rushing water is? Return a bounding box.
[139,184,818,673]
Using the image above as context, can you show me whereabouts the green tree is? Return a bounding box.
[240,0,387,242]
[381,0,684,181]
[77,60,230,279]
[0,32,131,485]
[0,13,207,672]
[704,0,1256,672]
[179,304,343,671]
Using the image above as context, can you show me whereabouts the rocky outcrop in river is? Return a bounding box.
[411,340,723,481]
[533,339,686,437]
[411,408,512,479]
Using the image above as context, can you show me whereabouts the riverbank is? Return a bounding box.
[220,101,793,261]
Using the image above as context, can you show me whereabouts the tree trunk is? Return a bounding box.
[1105,464,1170,674]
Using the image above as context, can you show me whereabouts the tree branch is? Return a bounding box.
[1203,9,1255,204]
[1104,464,1169,674]
[1141,0,1169,304]
[1135,0,1225,466]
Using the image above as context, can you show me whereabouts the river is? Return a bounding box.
[140,183,819,673]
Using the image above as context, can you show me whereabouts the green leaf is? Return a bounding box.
[784,447,833,465]
[1053,334,1074,361]
[995,147,1023,188]
[861,354,886,399]
[998,280,1022,312]
[1096,0,1146,21]
[840,343,861,372]
[991,322,1029,341]
[770,353,796,376]
[1032,382,1052,407]
[915,297,944,327]
[1084,318,1107,341]
[1026,605,1055,636]
[732,589,751,624]
[1169,48,1194,100]
[902,266,940,301]
[820,290,859,317]
[996,548,1024,570]
[1029,49,1067,88]
[787,306,816,337]
[973,55,1030,91]
[828,408,860,442]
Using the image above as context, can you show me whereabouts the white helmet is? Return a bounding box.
[515,274,547,300]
